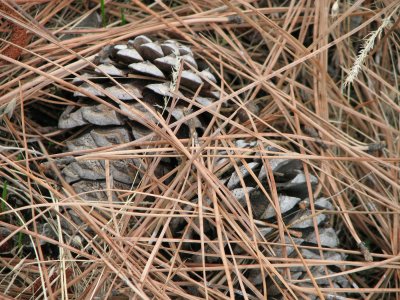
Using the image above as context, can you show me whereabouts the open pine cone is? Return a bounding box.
[53,35,348,299]
[224,141,350,298]
[57,35,219,200]
[171,140,350,298]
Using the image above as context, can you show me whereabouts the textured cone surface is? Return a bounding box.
[177,140,349,298]
[55,36,347,299]
[57,35,218,200]
[228,141,350,297]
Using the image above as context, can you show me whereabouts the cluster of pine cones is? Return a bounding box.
[42,35,349,298]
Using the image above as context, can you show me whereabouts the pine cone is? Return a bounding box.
[55,36,347,298]
[222,141,350,298]
[57,35,219,200]
[179,140,349,298]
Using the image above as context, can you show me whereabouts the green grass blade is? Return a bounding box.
[1,181,8,214]
[100,0,106,27]
[120,8,126,25]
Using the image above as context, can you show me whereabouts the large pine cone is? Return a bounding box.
[57,35,218,199]
[55,36,347,299]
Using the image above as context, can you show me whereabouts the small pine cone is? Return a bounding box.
[57,35,219,201]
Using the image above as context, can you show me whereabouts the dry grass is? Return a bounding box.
[0,0,399,299]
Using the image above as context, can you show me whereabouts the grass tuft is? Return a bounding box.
[343,8,397,89]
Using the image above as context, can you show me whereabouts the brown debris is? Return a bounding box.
[0,2,29,64]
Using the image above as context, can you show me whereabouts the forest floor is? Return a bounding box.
[0,1,399,299]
